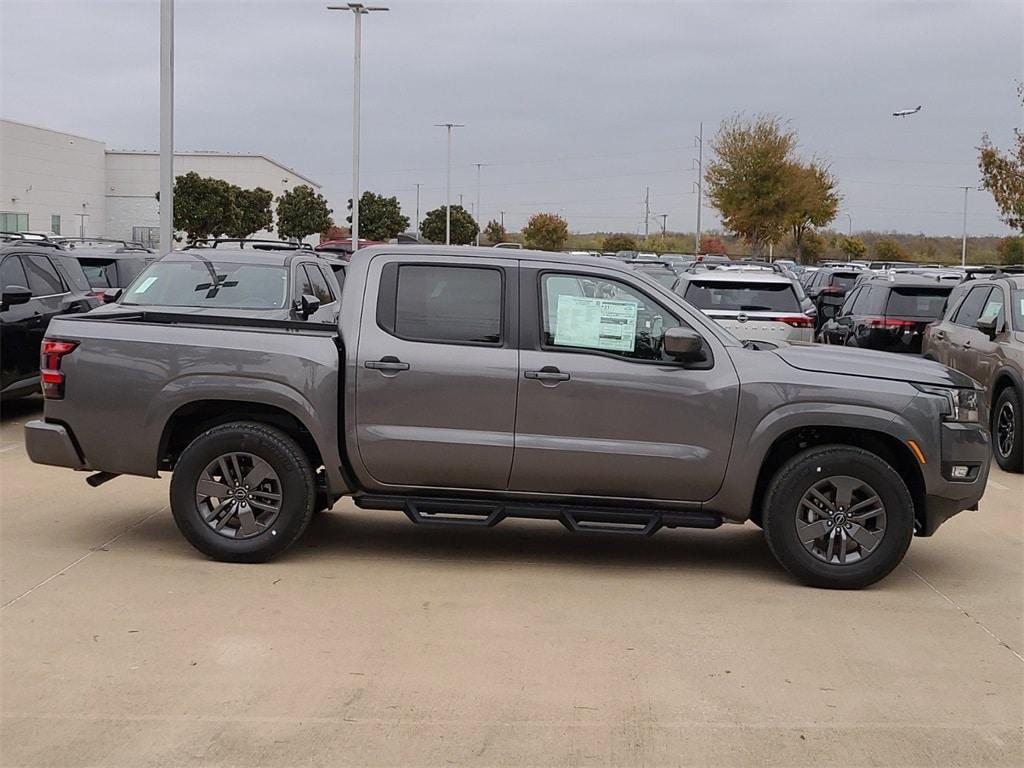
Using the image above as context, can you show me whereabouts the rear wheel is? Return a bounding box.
[993,387,1023,473]
[763,445,914,589]
[170,422,316,562]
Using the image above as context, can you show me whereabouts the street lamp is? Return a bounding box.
[327,3,388,249]
[435,123,464,245]
[474,163,485,246]
[159,0,174,253]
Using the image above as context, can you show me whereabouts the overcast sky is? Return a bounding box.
[2,0,1021,237]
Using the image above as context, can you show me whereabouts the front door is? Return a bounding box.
[354,255,519,491]
[509,266,739,503]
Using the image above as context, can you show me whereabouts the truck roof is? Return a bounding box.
[354,244,636,272]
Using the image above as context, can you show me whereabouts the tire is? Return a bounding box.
[992,387,1023,473]
[762,445,914,589]
[170,421,316,562]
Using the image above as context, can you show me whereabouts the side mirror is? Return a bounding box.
[102,288,122,304]
[1,284,32,309]
[296,294,320,320]
[976,315,998,339]
[663,326,704,360]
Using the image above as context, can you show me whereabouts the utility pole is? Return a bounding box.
[657,213,667,240]
[960,186,969,267]
[474,163,484,246]
[643,186,650,239]
[500,211,505,228]
[694,121,703,254]
[435,123,463,245]
[414,182,421,239]
[159,0,174,253]
[328,3,389,250]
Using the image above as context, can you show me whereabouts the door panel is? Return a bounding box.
[510,267,739,502]
[354,256,519,490]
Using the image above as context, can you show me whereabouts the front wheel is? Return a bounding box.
[763,445,914,589]
[993,387,1023,473]
[170,422,316,562]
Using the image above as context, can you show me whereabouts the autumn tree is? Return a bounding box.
[838,236,867,261]
[276,185,333,242]
[699,234,726,254]
[320,224,348,243]
[978,85,1024,232]
[785,162,840,263]
[172,172,236,243]
[420,205,478,245]
[224,186,273,240]
[873,239,906,261]
[602,233,638,252]
[704,114,797,258]
[482,219,508,245]
[522,212,569,251]
[347,191,409,241]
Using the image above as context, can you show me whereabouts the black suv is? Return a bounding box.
[1,238,100,399]
[817,274,954,353]
[803,266,864,328]
[59,239,156,300]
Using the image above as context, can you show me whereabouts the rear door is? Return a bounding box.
[21,252,68,355]
[354,254,519,490]
[1,255,39,391]
[947,285,994,378]
[510,264,739,502]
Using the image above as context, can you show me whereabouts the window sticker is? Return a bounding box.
[1019,297,1024,317]
[554,295,638,352]
[981,299,1003,321]
[134,276,158,293]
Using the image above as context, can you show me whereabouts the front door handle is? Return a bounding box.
[365,356,410,372]
[524,366,570,382]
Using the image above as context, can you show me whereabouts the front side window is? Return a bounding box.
[121,261,288,309]
[23,254,66,296]
[953,286,992,328]
[542,272,682,362]
[979,289,1005,326]
[382,265,502,345]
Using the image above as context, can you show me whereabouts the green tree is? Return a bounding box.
[705,114,797,258]
[785,162,840,263]
[838,236,867,261]
[601,233,638,252]
[276,185,333,242]
[347,191,409,241]
[224,186,273,240]
[482,219,508,245]
[172,172,235,243]
[800,230,827,262]
[420,205,478,245]
[996,236,1024,265]
[522,212,569,251]
[873,239,906,261]
[978,85,1024,232]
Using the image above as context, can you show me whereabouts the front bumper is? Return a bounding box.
[917,421,990,536]
[24,420,85,470]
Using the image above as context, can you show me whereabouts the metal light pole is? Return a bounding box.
[845,213,852,236]
[159,0,174,253]
[960,186,969,267]
[694,121,703,254]
[328,4,388,250]
[435,123,463,245]
[414,182,421,239]
[474,163,484,246]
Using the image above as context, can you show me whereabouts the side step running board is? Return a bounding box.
[355,496,721,536]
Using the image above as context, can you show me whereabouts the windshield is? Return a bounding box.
[121,260,289,309]
[684,281,800,312]
[885,287,952,318]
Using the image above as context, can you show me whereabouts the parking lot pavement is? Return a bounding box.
[1,399,1022,768]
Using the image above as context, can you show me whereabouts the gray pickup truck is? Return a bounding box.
[25,246,990,589]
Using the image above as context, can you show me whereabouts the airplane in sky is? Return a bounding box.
[892,106,922,118]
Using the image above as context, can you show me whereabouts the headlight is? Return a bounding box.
[913,384,980,423]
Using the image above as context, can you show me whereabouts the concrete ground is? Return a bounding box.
[1,397,1022,768]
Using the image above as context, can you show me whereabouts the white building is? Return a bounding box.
[0,119,323,248]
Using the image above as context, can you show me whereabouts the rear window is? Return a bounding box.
[635,268,678,288]
[885,287,952,318]
[829,273,859,291]
[78,258,117,289]
[53,255,92,292]
[121,261,288,309]
[684,281,800,312]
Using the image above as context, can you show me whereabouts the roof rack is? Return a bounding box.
[56,237,152,252]
[961,265,1024,281]
[186,238,313,251]
[0,231,64,249]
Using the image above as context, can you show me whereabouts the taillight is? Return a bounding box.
[865,317,916,330]
[775,315,813,328]
[40,339,78,399]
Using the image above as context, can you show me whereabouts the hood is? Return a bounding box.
[772,343,978,388]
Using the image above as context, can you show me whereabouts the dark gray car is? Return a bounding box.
[25,246,990,589]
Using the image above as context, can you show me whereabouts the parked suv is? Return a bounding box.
[922,274,1024,472]
[1,239,100,399]
[59,239,157,300]
[818,275,954,353]
[673,270,813,342]
[804,267,864,328]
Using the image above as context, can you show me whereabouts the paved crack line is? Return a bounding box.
[910,567,1023,663]
[1,506,166,609]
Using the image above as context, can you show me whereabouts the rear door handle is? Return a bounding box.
[365,356,410,372]
[524,366,570,382]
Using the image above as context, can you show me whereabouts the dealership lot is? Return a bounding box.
[1,397,1021,767]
